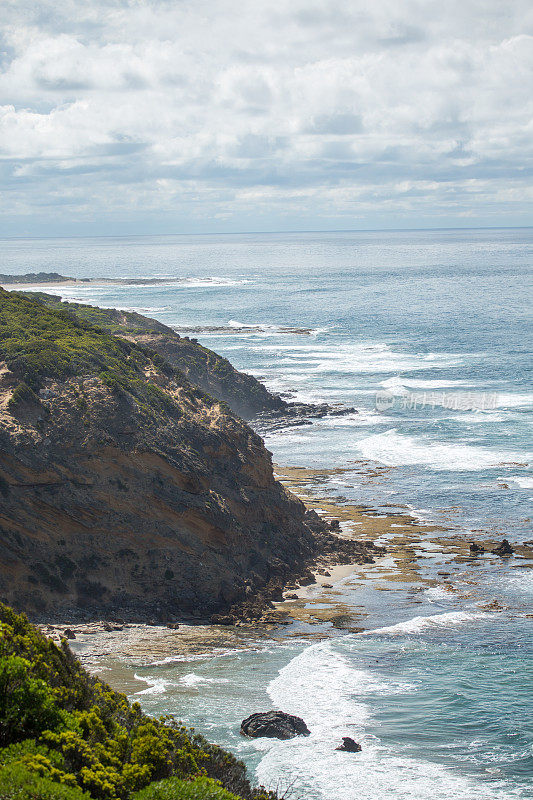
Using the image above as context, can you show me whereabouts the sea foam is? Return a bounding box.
[363,611,487,636]
[357,429,530,471]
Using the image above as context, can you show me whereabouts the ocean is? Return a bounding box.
[3,227,532,799]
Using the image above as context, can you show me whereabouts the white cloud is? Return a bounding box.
[0,0,532,233]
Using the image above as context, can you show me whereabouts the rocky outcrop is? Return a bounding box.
[491,539,514,557]
[336,737,361,752]
[240,712,310,739]
[0,290,381,623]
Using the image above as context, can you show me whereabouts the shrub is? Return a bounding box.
[133,776,240,800]
[0,657,66,745]
[7,383,39,413]
[0,763,90,800]
[0,604,272,800]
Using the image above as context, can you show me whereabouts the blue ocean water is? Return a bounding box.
[3,228,532,798]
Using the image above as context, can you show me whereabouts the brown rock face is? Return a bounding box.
[0,291,382,624]
[0,366,318,622]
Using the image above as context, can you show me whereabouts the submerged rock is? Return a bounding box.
[240,711,310,739]
[469,542,485,554]
[491,539,514,556]
[336,737,362,752]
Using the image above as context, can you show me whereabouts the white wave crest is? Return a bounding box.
[364,611,486,636]
[133,674,175,695]
[179,673,227,687]
[357,429,530,471]
[381,376,474,392]
[507,475,533,489]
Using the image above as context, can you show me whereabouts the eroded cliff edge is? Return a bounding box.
[0,290,378,622]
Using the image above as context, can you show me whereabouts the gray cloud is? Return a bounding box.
[0,0,532,234]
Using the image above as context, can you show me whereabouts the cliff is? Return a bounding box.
[23,293,286,420]
[0,290,377,623]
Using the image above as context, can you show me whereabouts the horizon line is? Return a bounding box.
[1,224,532,241]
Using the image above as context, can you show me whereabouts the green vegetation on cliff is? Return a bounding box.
[0,288,207,428]
[18,292,284,419]
[0,604,272,800]
[0,289,173,393]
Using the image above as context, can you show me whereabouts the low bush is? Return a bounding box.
[133,776,240,800]
[0,763,90,800]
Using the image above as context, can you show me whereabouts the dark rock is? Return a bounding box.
[469,542,485,554]
[211,614,236,625]
[240,711,310,740]
[491,539,514,556]
[329,519,341,530]
[322,583,333,588]
[63,628,75,640]
[336,737,361,752]
[102,622,113,632]
[266,584,284,601]
[166,622,180,629]
[298,572,316,586]
[284,593,299,600]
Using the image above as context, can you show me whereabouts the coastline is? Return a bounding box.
[44,461,533,675]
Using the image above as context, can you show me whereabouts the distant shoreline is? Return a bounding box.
[0,273,184,287]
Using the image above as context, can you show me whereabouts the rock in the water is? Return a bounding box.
[63,628,76,640]
[240,711,310,740]
[491,539,514,556]
[336,737,362,752]
[469,542,485,554]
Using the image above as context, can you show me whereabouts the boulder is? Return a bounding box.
[62,628,76,640]
[469,542,485,554]
[336,737,362,752]
[240,711,310,740]
[491,539,514,557]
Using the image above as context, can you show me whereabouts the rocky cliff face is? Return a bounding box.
[0,290,324,621]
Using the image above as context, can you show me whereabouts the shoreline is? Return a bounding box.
[0,278,187,288]
[41,463,533,660]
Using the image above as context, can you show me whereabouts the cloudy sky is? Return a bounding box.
[1,0,532,235]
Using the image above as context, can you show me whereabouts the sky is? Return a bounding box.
[1,0,532,236]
